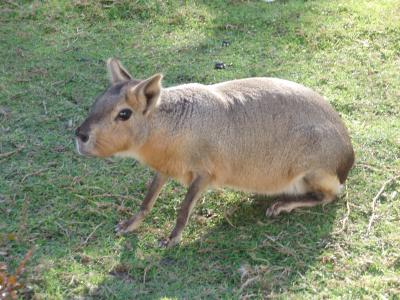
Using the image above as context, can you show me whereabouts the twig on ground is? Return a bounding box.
[21,168,50,183]
[240,293,257,300]
[335,192,351,234]
[68,275,76,286]
[0,146,24,159]
[366,175,400,235]
[54,221,71,238]
[80,222,104,247]
[20,162,57,183]
[239,276,260,294]
[142,261,156,285]
[356,163,382,173]
[357,163,399,175]
[261,234,298,259]
[248,252,269,264]
[295,222,308,232]
[42,100,48,115]
[224,211,236,228]
[4,0,21,8]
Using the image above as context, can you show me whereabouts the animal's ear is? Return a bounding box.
[106,58,132,84]
[126,73,163,116]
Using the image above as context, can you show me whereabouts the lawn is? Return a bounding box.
[1,0,399,298]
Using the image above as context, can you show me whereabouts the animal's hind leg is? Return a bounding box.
[266,192,334,217]
[266,171,340,217]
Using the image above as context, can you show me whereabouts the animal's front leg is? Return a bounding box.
[116,173,167,234]
[160,174,210,247]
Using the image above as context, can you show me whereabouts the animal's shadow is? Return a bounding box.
[90,195,338,299]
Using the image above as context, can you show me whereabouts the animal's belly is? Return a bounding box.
[217,171,307,195]
[213,168,287,194]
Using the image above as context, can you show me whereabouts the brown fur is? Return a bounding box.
[75,58,355,247]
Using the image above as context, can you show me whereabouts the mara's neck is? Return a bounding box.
[135,113,183,178]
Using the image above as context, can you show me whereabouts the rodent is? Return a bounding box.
[75,58,354,247]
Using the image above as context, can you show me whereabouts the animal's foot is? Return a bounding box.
[266,200,294,217]
[115,214,143,235]
[115,221,131,235]
[266,194,328,217]
[158,235,182,248]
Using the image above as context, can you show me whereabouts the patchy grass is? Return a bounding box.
[1,0,399,298]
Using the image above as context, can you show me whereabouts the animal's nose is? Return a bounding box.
[75,127,89,143]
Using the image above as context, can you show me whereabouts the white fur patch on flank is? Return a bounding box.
[281,175,308,195]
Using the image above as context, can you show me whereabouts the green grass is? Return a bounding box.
[1,0,399,298]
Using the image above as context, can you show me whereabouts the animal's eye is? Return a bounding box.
[116,109,132,121]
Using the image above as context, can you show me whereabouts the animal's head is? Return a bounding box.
[75,58,163,157]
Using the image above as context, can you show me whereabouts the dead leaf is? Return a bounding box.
[8,275,17,285]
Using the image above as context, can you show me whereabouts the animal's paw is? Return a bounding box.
[115,220,130,235]
[266,200,293,217]
[115,214,144,235]
[115,220,135,235]
[158,236,182,248]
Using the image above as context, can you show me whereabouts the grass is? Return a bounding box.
[1,0,399,298]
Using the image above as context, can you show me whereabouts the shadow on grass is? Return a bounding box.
[89,197,338,299]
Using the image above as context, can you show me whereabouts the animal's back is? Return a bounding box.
[158,77,354,193]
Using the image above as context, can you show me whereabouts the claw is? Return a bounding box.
[115,221,129,235]
[158,238,170,248]
[158,236,181,248]
[115,213,144,236]
[266,201,286,217]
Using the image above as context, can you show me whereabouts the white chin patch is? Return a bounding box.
[114,150,142,162]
